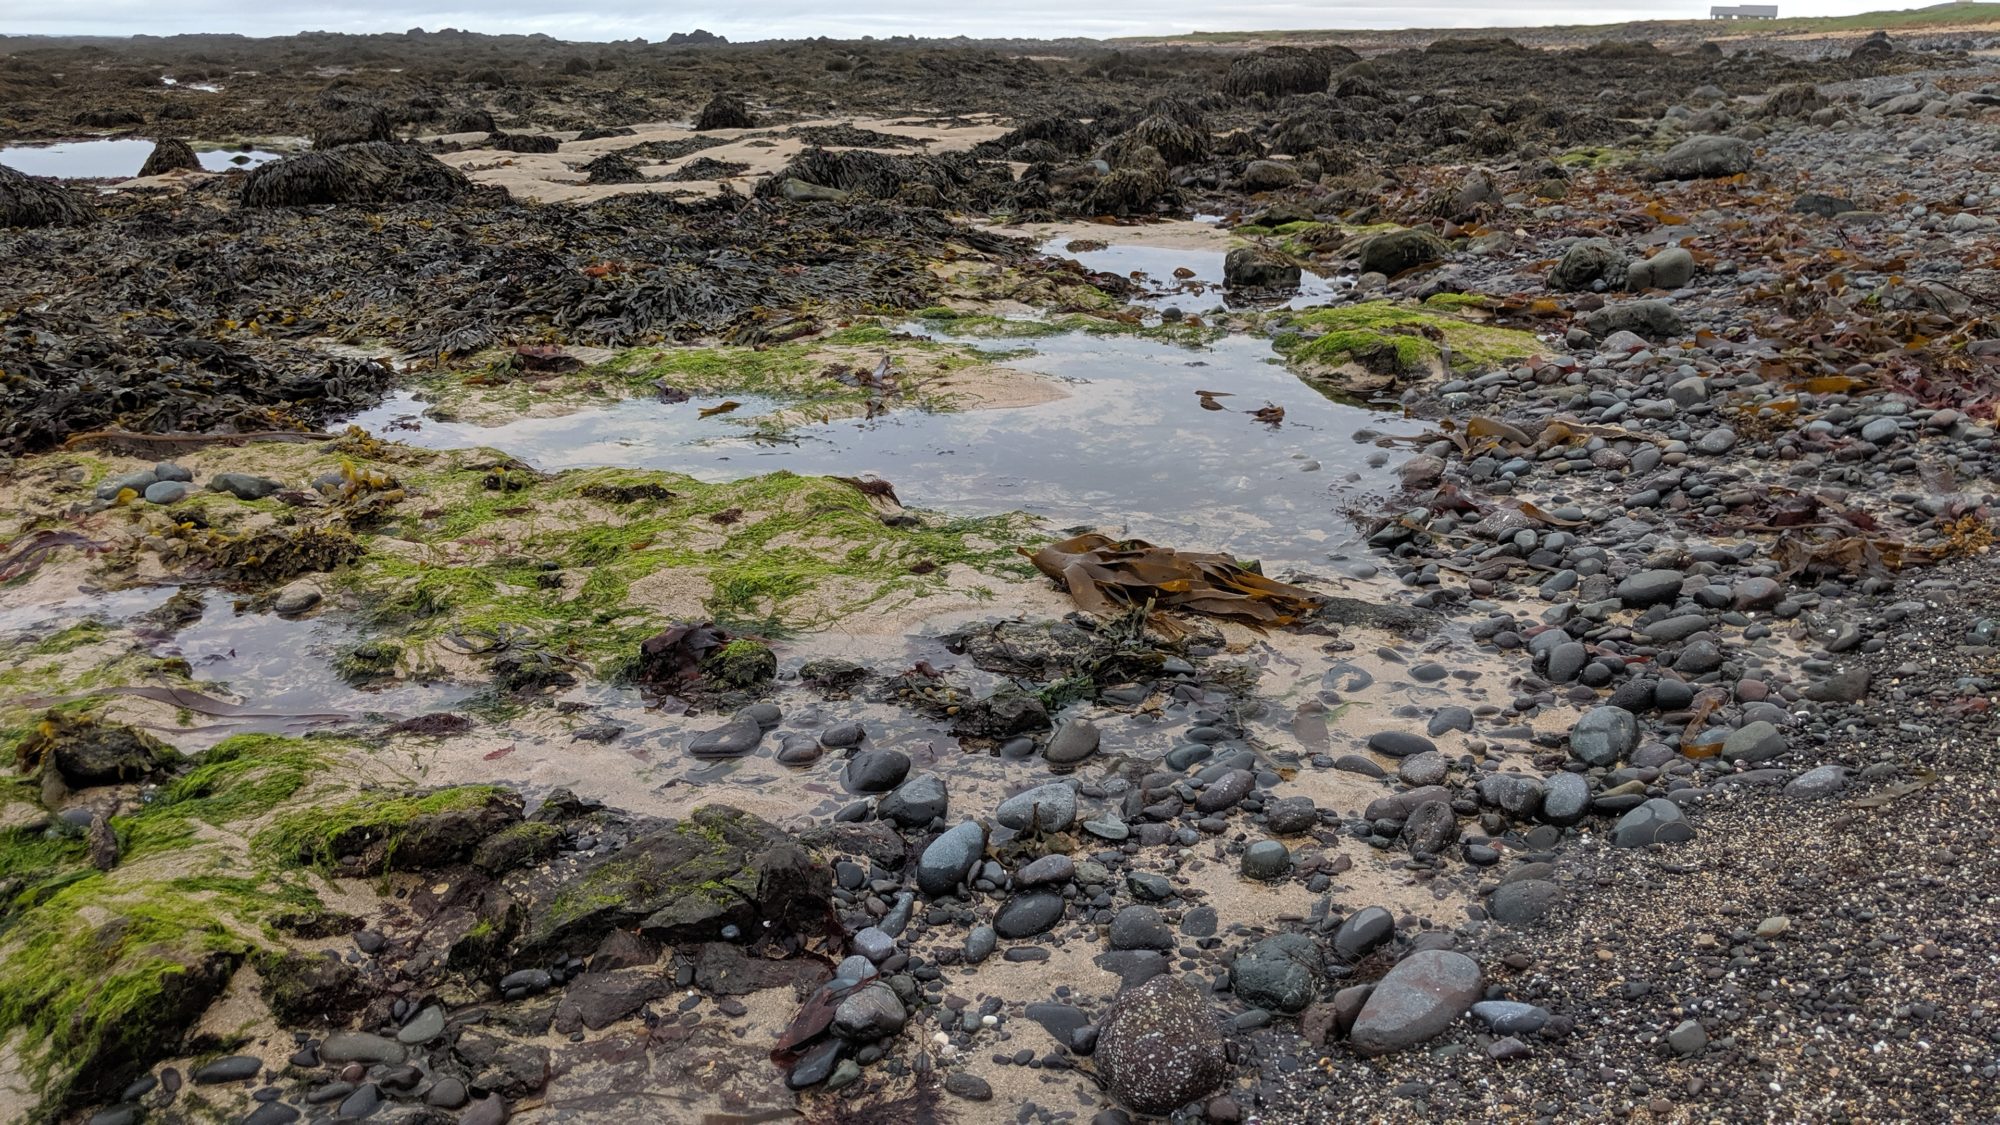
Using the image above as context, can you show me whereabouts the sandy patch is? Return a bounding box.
[429,115,1013,205]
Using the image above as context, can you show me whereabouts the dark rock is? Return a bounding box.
[1333,906,1394,961]
[553,970,671,1032]
[515,806,827,956]
[1223,246,1301,290]
[1045,717,1102,765]
[1348,950,1482,1055]
[917,821,987,897]
[192,1055,261,1084]
[994,891,1066,939]
[877,773,949,827]
[1488,879,1562,924]
[844,748,910,793]
[1232,933,1323,1013]
[1095,976,1228,1115]
[1610,798,1694,847]
[1365,731,1436,758]
[1109,905,1175,951]
[996,782,1077,832]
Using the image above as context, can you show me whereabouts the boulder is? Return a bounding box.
[1657,135,1753,179]
[1355,228,1448,276]
[1550,238,1627,292]
[1223,246,1301,290]
[1095,976,1228,1115]
[515,805,828,956]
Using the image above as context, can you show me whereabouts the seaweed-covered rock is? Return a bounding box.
[487,131,561,154]
[582,152,646,185]
[138,138,202,177]
[694,93,755,131]
[266,787,525,874]
[15,712,176,789]
[702,639,777,688]
[241,142,470,207]
[514,805,828,957]
[1223,46,1342,98]
[0,163,96,228]
[473,821,563,874]
[311,104,393,150]
[1550,238,1627,292]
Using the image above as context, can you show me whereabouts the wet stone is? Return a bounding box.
[192,1055,262,1084]
[208,471,284,500]
[687,717,762,760]
[1232,933,1323,1014]
[832,981,907,1040]
[918,821,988,897]
[994,891,1066,939]
[1471,1000,1550,1034]
[1014,853,1075,887]
[1611,798,1695,848]
[395,1004,444,1044]
[1333,906,1394,961]
[1570,706,1639,767]
[845,748,911,793]
[1240,840,1291,881]
[1398,752,1448,787]
[1194,769,1255,814]
[1109,905,1175,951]
[1427,707,1473,736]
[878,773,948,828]
[1488,879,1562,924]
[1263,795,1318,835]
[820,720,866,748]
[1045,717,1101,765]
[1366,731,1436,758]
[944,1071,993,1101]
[996,781,1077,832]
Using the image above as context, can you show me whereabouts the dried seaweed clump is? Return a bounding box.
[1118,114,1208,167]
[976,116,1098,162]
[1761,83,1829,119]
[0,164,95,228]
[694,93,756,131]
[488,132,561,154]
[310,103,394,150]
[241,143,470,207]
[1024,533,1325,631]
[582,152,646,185]
[754,148,994,203]
[210,526,365,582]
[1222,47,1341,99]
[138,138,202,177]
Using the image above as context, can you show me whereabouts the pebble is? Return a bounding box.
[1240,840,1291,880]
[995,781,1077,832]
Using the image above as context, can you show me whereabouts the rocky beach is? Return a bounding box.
[2,12,1998,1124]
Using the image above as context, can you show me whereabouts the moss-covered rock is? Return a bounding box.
[1270,302,1544,387]
[473,821,563,874]
[513,805,828,959]
[702,638,777,688]
[261,786,523,874]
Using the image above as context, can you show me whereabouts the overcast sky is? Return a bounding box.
[6,1,1906,41]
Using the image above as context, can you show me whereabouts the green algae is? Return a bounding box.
[0,733,351,1114]
[345,463,1038,671]
[258,784,508,872]
[1270,301,1543,376]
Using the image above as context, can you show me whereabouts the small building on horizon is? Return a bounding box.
[1711,4,1779,17]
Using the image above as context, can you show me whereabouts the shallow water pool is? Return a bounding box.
[0,138,280,179]
[349,326,1408,569]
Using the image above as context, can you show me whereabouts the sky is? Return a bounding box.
[1,0,1915,41]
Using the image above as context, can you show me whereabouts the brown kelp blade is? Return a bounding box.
[1021,533,1325,628]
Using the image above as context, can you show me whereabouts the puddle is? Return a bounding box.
[0,585,176,635]
[160,77,223,92]
[155,594,473,741]
[0,139,280,179]
[349,328,1407,568]
[1042,237,1347,312]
